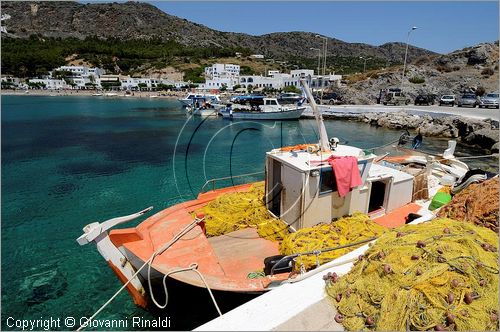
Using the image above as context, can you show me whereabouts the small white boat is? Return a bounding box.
[149,95,159,98]
[92,93,103,96]
[186,96,224,117]
[221,98,306,120]
[104,92,118,97]
[179,93,221,107]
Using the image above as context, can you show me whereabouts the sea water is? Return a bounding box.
[1,95,497,330]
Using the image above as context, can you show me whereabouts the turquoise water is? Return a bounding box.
[1,95,497,330]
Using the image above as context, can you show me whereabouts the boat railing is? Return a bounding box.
[200,171,265,193]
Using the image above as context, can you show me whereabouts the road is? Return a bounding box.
[303,104,499,121]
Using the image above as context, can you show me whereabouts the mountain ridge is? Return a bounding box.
[1,1,435,62]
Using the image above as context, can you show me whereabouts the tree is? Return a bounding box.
[282,85,301,94]
[232,84,241,91]
[247,84,254,93]
[219,84,227,92]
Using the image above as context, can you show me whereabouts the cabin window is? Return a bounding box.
[319,167,337,195]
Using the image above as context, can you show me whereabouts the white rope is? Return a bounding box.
[150,263,222,316]
[77,217,209,331]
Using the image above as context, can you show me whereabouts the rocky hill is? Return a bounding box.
[1,1,434,62]
[334,42,499,104]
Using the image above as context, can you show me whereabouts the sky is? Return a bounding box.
[152,1,499,54]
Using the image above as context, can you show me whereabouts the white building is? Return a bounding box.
[52,65,105,78]
[204,63,240,80]
[49,65,106,89]
[1,76,21,87]
[200,64,342,92]
[202,63,241,90]
[29,78,68,90]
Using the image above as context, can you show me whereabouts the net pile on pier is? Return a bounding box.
[437,177,499,233]
[197,182,290,241]
[280,213,386,271]
[326,218,499,331]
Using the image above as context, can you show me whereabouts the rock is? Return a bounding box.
[467,45,491,65]
[491,142,499,153]
[463,128,500,149]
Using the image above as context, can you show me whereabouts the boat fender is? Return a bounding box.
[263,255,294,275]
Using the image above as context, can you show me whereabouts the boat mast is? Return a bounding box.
[300,79,330,152]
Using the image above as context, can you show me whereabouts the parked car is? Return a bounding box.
[414,94,436,106]
[439,95,456,106]
[377,88,401,104]
[479,93,499,109]
[457,93,479,108]
[383,91,410,106]
[314,92,342,105]
[277,92,302,104]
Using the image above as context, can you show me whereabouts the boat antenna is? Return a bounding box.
[299,78,330,152]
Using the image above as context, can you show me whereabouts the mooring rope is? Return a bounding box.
[77,215,221,331]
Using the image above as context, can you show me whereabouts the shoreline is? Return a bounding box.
[302,106,499,152]
[1,89,183,99]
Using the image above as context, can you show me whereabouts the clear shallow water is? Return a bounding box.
[1,95,497,330]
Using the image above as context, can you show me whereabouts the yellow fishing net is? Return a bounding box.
[196,182,290,241]
[280,213,387,271]
[438,177,499,233]
[326,218,499,331]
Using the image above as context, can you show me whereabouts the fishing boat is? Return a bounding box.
[179,93,221,107]
[76,79,469,322]
[220,98,306,120]
[186,96,225,117]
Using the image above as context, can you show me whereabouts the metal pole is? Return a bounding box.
[316,35,328,102]
[310,47,321,77]
[401,26,417,89]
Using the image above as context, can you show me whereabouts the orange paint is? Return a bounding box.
[107,260,148,308]
[373,203,421,228]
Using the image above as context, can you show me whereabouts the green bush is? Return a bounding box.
[409,76,425,84]
[282,85,301,94]
[183,67,205,83]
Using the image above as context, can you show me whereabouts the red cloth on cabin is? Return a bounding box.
[327,156,362,197]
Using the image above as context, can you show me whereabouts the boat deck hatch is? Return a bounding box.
[368,181,386,212]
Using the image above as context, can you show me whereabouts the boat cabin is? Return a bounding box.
[265,144,415,230]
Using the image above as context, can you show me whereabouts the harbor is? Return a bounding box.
[2,91,498,330]
[1,1,499,331]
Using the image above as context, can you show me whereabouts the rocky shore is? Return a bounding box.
[322,111,499,152]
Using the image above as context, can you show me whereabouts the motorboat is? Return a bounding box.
[179,93,221,107]
[220,98,306,120]
[186,96,225,117]
[76,80,469,323]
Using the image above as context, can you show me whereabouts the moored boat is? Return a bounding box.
[179,93,221,107]
[221,98,306,120]
[76,80,471,326]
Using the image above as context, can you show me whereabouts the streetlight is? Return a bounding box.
[401,26,418,87]
[310,47,321,76]
[315,34,328,76]
[359,56,372,73]
[315,35,328,102]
